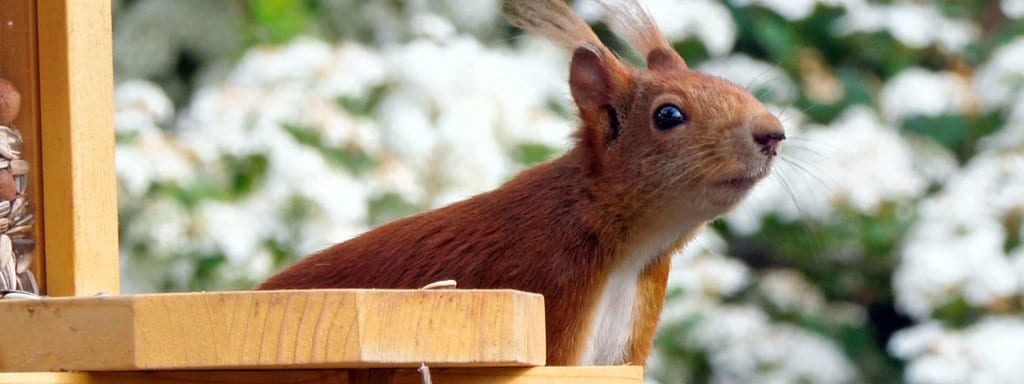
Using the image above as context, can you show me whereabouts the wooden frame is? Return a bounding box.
[0,2,645,382]
[0,0,119,297]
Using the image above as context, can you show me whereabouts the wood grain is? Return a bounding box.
[0,290,545,371]
[36,0,120,296]
[0,367,643,384]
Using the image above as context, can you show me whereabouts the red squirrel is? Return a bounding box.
[261,0,785,367]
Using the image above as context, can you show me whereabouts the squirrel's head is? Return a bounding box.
[505,0,784,221]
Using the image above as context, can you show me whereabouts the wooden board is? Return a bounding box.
[0,0,46,292]
[36,0,120,296]
[0,289,545,372]
[0,366,643,384]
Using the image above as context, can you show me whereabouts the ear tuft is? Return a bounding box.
[592,0,688,70]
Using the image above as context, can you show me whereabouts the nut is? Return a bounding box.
[0,169,16,200]
[0,79,21,126]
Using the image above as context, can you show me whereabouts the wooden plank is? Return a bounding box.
[0,0,46,292]
[36,0,119,295]
[0,290,545,371]
[0,367,644,384]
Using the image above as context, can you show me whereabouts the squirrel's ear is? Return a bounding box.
[569,46,615,110]
[569,46,628,175]
[647,47,687,71]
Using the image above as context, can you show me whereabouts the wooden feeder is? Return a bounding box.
[0,2,643,383]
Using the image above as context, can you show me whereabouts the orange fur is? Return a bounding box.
[261,0,784,367]
[626,254,673,365]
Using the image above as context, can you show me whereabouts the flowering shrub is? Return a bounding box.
[114,0,1024,382]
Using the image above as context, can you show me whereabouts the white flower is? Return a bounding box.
[410,13,458,41]
[440,0,502,31]
[891,317,1024,384]
[1004,0,1024,19]
[731,0,819,20]
[667,229,745,297]
[668,251,751,297]
[115,80,175,135]
[195,199,278,264]
[114,81,193,197]
[368,157,428,205]
[974,36,1024,111]
[837,3,978,51]
[682,306,857,384]
[318,43,389,99]
[120,197,191,260]
[757,269,825,314]
[889,321,947,359]
[880,68,973,123]
[115,137,194,197]
[904,354,971,384]
[379,35,572,205]
[894,150,1024,319]
[229,38,335,87]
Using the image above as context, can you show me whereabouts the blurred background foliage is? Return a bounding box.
[111,0,1024,383]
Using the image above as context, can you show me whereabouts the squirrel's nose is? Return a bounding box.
[752,130,785,156]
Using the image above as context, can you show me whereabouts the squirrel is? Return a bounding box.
[260,0,785,367]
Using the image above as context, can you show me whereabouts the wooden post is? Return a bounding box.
[36,0,119,296]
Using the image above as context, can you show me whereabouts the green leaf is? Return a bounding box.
[512,143,560,166]
[248,0,315,43]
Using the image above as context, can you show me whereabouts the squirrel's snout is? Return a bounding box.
[753,131,785,156]
[746,113,785,157]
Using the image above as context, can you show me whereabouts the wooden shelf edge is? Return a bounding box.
[0,289,546,372]
[0,366,643,384]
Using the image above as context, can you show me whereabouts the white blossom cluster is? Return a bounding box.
[883,35,1024,383]
[650,231,859,384]
[894,150,1024,320]
[890,317,1024,383]
[116,32,573,291]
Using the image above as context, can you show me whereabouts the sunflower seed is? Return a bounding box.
[14,213,32,226]
[9,160,27,175]
[19,271,38,294]
[0,126,21,160]
[7,225,31,236]
[15,251,30,273]
[0,235,11,272]
[10,196,26,219]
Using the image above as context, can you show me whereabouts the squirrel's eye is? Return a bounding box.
[653,104,688,130]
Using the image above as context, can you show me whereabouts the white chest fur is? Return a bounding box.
[580,227,687,365]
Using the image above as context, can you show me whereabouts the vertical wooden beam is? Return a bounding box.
[0,1,46,293]
[36,0,119,296]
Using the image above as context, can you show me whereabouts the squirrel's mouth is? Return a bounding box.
[715,176,759,190]
[714,169,769,191]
